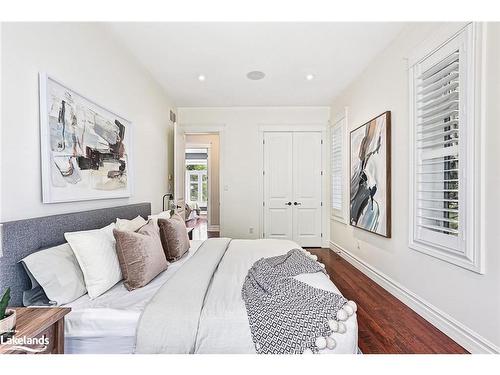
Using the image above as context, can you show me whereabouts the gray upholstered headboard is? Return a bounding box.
[0,203,151,306]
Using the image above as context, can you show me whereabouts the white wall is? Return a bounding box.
[1,23,175,222]
[185,133,220,226]
[330,22,500,352]
[178,107,330,239]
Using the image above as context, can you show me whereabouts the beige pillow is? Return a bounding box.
[158,214,190,262]
[113,221,168,291]
[116,215,147,232]
[148,210,172,230]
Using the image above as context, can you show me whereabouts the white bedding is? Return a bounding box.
[64,239,358,354]
[63,240,205,354]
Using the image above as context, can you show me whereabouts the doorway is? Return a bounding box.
[184,134,220,240]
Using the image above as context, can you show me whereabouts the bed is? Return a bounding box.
[0,203,358,354]
[63,240,205,354]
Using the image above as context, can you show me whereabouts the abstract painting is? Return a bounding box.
[350,111,391,237]
[39,74,132,203]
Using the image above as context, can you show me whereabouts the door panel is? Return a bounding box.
[263,132,293,239]
[268,208,291,237]
[293,132,322,247]
[173,123,186,219]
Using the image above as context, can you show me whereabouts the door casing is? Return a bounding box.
[178,124,226,235]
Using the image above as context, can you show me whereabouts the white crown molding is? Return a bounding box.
[329,241,499,354]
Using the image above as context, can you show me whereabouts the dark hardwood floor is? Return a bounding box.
[207,230,220,238]
[308,248,468,354]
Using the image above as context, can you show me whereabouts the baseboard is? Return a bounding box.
[207,225,220,231]
[329,241,499,354]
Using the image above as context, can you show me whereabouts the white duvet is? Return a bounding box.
[64,239,358,354]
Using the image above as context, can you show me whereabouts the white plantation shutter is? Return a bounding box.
[331,126,343,210]
[415,49,461,250]
[409,23,483,272]
[331,116,346,222]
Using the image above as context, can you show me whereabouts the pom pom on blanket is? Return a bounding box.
[347,300,357,312]
[315,336,327,350]
[328,319,339,332]
[326,336,336,350]
[336,309,348,321]
[343,305,354,316]
[338,321,347,334]
[309,254,318,261]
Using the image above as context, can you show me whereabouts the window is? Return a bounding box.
[409,23,484,273]
[331,112,347,223]
[185,158,208,207]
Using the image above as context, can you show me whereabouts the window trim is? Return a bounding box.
[408,22,485,274]
[330,107,349,224]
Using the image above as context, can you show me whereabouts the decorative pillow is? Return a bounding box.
[116,215,147,232]
[21,243,87,306]
[64,223,122,299]
[148,210,172,230]
[158,214,190,262]
[113,221,168,291]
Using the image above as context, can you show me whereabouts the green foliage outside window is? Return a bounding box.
[187,164,207,171]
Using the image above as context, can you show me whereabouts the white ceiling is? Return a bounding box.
[107,22,405,107]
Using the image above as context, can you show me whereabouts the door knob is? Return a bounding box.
[293,202,302,205]
[285,202,292,206]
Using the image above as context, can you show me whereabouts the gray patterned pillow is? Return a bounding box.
[113,220,168,291]
[158,214,190,262]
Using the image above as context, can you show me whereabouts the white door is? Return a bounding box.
[173,123,186,219]
[292,132,323,247]
[263,131,323,247]
[263,132,293,240]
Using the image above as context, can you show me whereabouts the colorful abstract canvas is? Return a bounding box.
[350,111,391,237]
[40,74,132,203]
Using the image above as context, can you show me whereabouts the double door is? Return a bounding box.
[263,131,323,247]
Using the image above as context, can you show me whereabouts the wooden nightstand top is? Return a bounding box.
[0,307,71,354]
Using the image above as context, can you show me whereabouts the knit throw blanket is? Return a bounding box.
[241,249,356,354]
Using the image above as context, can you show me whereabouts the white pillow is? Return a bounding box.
[22,243,87,305]
[148,210,172,229]
[116,215,147,232]
[64,223,122,299]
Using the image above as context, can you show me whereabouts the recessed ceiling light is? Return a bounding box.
[198,74,206,82]
[306,74,315,81]
[246,71,266,80]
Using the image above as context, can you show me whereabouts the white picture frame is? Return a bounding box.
[39,73,133,203]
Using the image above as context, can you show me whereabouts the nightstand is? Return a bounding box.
[0,307,71,354]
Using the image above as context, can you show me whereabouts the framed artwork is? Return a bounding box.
[39,74,133,203]
[350,111,391,237]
